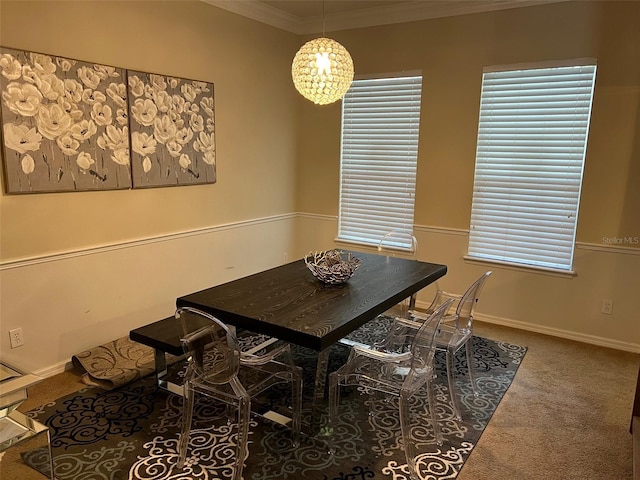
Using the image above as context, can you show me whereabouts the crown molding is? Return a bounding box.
[203,0,567,35]
[202,0,302,33]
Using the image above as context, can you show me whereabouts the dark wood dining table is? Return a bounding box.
[176,250,447,430]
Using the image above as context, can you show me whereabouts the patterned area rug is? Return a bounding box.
[25,317,526,480]
[72,336,181,390]
[71,336,158,390]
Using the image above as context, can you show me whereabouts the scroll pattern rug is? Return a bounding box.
[72,336,180,390]
[71,336,158,390]
[25,318,526,480]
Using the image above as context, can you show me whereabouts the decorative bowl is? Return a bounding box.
[304,249,361,285]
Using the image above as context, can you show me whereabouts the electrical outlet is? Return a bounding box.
[282,252,288,263]
[601,299,613,315]
[9,328,24,348]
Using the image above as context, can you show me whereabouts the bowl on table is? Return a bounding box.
[304,249,361,285]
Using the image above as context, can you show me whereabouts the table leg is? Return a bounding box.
[45,429,55,480]
[154,348,167,380]
[154,349,184,396]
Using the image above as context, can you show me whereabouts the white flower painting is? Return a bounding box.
[0,48,216,193]
[127,70,216,188]
[0,47,132,193]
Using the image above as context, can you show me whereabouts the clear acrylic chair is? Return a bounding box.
[329,299,454,480]
[377,229,419,318]
[410,271,492,420]
[175,307,302,480]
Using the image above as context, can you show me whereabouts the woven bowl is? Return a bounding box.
[304,250,361,285]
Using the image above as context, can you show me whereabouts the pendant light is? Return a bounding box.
[291,2,354,105]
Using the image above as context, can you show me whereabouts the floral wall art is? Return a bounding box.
[127,71,216,188]
[0,47,217,194]
[0,47,132,193]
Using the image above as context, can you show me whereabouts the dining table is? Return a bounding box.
[176,250,447,431]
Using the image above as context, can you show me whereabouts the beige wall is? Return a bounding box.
[0,0,300,261]
[296,1,640,247]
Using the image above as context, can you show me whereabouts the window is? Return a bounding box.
[338,73,422,249]
[468,60,597,272]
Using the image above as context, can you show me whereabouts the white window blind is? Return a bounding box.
[468,61,597,271]
[338,74,422,249]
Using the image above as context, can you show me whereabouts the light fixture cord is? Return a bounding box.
[322,0,326,36]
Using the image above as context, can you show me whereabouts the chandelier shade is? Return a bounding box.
[291,37,354,105]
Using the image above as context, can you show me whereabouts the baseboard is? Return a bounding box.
[413,298,639,353]
[474,312,640,353]
[34,359,74,379]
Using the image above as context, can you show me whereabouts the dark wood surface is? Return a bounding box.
[176,251,447,351]
[130,316,183,357]
[130,314,212,356]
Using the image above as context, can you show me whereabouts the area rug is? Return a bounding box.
[25,319,526,480]
[71,336,158,390]
[72,336,180,390]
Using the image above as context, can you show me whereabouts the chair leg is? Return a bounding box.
[426,380,442,446]
[446,350,462,421]
[400,388,440,480]
[312,349,331,431]
[177,384,195,468]
[328,372,340,454]
[399,392,417,480]
[234,396,251,480]
[274,347,302,445]
[400,383,442,480]
[465,341,478,396]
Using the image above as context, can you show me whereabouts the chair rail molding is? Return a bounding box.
[0,213,297,270]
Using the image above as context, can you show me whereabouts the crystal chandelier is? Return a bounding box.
[291,37,354,105]
[291,2,354,106]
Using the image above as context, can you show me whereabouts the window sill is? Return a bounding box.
[463,255,577,278]
[334,238,415,254]
[334,238,378,251]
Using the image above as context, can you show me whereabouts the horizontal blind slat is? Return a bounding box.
[339,74,422,248]
[468,62,596,271]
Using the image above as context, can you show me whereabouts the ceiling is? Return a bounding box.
[203,0,566,34]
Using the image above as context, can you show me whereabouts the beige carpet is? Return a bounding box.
[460,322,638,480]
[2,322,638,480]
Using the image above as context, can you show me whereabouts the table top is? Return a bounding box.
[176,251,447,351]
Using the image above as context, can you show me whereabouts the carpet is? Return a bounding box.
[25,318,526,480]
